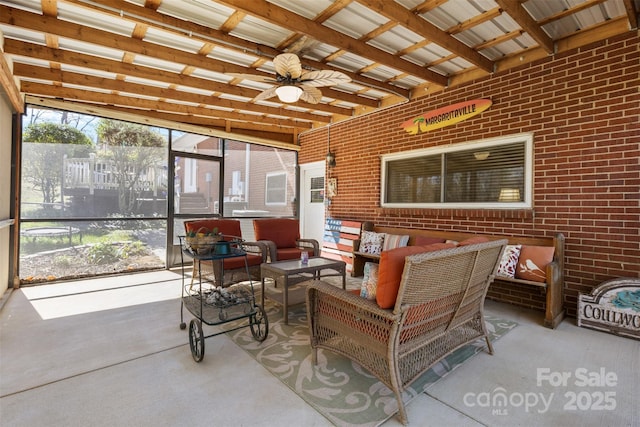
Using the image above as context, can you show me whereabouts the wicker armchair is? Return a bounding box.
[184,219,267,287]
[253,218,319,261]
[306,239,507,425]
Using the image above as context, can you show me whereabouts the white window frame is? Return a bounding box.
[381,133,533,209]
[265,171,287,206]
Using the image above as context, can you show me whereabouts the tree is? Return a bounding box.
[22,122,93,207]
[95,119,166,214]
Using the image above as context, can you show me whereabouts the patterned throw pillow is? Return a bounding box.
[516,245,555,282]
[360,231,385,255]
[382,234,410,251]
[360,262,379,300]
[497,244,521,278]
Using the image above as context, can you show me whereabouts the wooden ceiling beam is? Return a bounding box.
[536,0,607,26]
[623,0,639,29]
[26,95,301,148]
[60,0,408,99]
[0,5,375,108]
[357,0,494,72]
[495,0,554,54]
[11,63,325,125]
[4,39,353,117]
[113,107,304,137]
[217,0,449,86]
[447,7,502,34]
[0,51,24,113]
[20,81,312,130]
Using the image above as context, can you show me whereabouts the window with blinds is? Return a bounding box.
[382,133,532,208]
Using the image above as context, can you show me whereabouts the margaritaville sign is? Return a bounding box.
[400,99,492,135]
[578,277,640,340]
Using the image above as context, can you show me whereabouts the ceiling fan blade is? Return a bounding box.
[227,73,278,84]
[298,85,323,104]
[299,70,351,87]
[273,53,302,79]
[253,86,279,102]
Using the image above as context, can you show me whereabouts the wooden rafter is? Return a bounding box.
[496,0,555,54]
[20,81,312,130]
[0,51,24,113]
[357,0,494,72]
[623,0,639,29]
[3,40,352,118]
[217,0,449,86]
[0,0,633,139]
[60,0,407,99]
[11,63,327,125]
[0,5,375,109]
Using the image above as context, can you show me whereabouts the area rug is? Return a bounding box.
[228,303,517,427]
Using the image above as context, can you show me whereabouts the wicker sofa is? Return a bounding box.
[306,239,507,425]
[352,222,565,329]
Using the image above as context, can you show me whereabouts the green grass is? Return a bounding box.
[20,229,136,256]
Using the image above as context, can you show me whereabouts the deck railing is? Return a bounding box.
[63,154,165,195]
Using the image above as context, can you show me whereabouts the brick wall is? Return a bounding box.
[299,31,639,318]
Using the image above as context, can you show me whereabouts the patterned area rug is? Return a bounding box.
[228,302,517,427]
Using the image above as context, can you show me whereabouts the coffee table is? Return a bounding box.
[261,257,346,324]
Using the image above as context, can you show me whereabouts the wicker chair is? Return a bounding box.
[253,218,319,261]
[306,239,507,425]
[184,219,267,287]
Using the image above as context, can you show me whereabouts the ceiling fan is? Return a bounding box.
[230,53,351,104]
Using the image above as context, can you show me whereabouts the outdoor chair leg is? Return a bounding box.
[395,392,409,426]
[485,336,494,355]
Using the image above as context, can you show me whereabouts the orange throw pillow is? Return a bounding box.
[515,245,555,282]
[376,242,455,309]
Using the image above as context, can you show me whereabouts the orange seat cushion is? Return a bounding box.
[223,253,262,270]
[375,242,455,309]
[275,247,304,260]
[254,218,300,248]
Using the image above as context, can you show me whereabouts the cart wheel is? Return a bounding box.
[188,319,205,362]
[179,322,186,330]
[250,304,269,342]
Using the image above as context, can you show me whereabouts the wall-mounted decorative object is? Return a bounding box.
[400,99,492,135]
[327,178,337,198]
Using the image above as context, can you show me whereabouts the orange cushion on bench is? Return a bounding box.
[376,242,455,309]
[516,245,555,282]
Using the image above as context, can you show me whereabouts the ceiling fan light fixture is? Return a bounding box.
[275,85,303,103]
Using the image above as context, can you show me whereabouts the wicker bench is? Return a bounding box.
[307,239,507,425]
[352,222,565,329]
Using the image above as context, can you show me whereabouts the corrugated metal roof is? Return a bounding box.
[0,0,636,142]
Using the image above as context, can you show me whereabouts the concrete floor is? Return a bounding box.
[1,270,638,427]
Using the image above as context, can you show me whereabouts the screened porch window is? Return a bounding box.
[382,133,533,208]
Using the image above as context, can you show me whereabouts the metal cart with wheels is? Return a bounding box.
[179,236,268,362]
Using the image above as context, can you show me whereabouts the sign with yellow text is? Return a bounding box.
[401,99,492,135]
